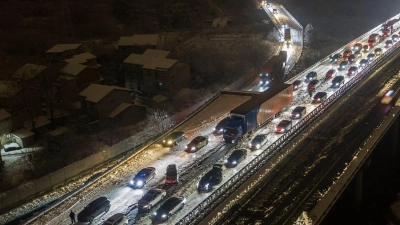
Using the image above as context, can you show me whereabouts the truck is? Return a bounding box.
[381,19,400,36]
[367,33,381,47]
[223,83,293,143]
[284,28,291,48]
[259,51,287,86]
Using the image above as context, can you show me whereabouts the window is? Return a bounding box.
[146,70,151,76]
[155,72,159,78]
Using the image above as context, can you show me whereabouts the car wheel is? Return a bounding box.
[105,206,110,213]
[89,217,94,223]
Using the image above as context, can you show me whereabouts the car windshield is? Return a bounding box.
[252,137,263,143]
[190,140,200,144]
[142,193,154,201]
[224,128,236,135]
[167,170,176,176]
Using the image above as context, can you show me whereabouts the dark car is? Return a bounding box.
[197,164,223,192]
[367,53,375,62]
[185,136,209,152]
[152,196,186,224]
[352,43,363,52]
[307,80,319,91]
[129,167,156,188]
[325,69,337,79]
[214,117,230,134]
[329,53,343,63]
[292,80,303,91]
[374,48,383,55]
[166,164,179,184]
[392,34,399,42]
[312,92,328,104]
[275,120,292,134]
[348,66,359,76]
[347,54,356,64]
[354,50,363,58]
[225,149,247,168]
[386,40,393,48]
[162,132,185,147]
[305,71,317,83]
[291,106,307,120]
[78,197,111,223]
[359,59,369,69]
[331,76,345,88]
[343,49,352,59]
[249,134,268,150]
[339,61,349,70]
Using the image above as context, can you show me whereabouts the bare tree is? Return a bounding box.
[304,23,313,45]
[147,109,175,135]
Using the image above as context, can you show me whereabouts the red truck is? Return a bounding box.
[259,51,287,86]
[381,19,400,36]
[368,33,381,47]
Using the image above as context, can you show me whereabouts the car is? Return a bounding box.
[312,92,328,104]
[185,136,209,152]
[102,213,128,225]
[374,48,383,55]
[325,69,337,79]
[339,60,349,70]
[3,143,22,152]
[352,43,363,51]
[292,80,303,91]
[78,197,111,223]
[273,8,278,14]
[197,164,223,192]
[305,71,317,83]
[362,44,370,53]
[282,23,287,29]
[225,149,247,168]
[249,134,268,150]
[343,49,352,59]
[291,106,307,119]
[348,66,359,76]
[347,54,356,64]
[386,40,393,48]
[354,50,363,58]
[162,131,185,147]
[275,120,292,134]
[129,167,156,188]
[153,196,186,224]
[214,117,230,134]
[392,34,399,42]
[307,79,319,90]
[359,59,369,69]
[329,53,343,63]
[367,53,375,62]
[138,189,166,211]
[165,164,179,184]
[381,89,396,104]
[331,76,345,88]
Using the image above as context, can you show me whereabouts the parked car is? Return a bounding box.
[165,164,179,184]
[374,48,383,55]
[386,40,393,48]
[185,136,209,152]
[153,196,186,224]
[162,132,185,147]
[214,117,230,134]
[362,44,370,53]
[197,164,223,192]
[352,43,363,51]
[307,80,319,91]
[354,50,363,58]
[312,92,328,104]
[359,59,369,69]
[392,34,399,42]
[367,53,375,62]
[339,60,349,70]
[329,53,343,63]
[248,134,268,150]
[102,213,128,225]
[291,106,307,119]
[275,120,292,134]
[225,149,247,168]
[292,80,303,91]
[331,76,345,88]
[305,71,317,83]
[325,69,337,79]
[343,49,352,59]
[78,197,111,223]
[3,143,21,152]
[347,54,356,64]
[348,66,359,76]
[138,189,166,211]
[129,167,156,188]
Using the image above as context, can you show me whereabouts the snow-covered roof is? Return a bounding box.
[0,108,11,121]
[46,44,81,53]
[24,116,51,130]
[123,49,170,66]
[47,127,69,137]
[60,63,88,76]
[118,34,160,47]
[79,84,132,103]
[13,63,47,80]
[108,103,132,118]
[12,128,34,138]
[64,52,96,65]
[0,80,21,99]
[142,58,177,71]
[152,94,168,103]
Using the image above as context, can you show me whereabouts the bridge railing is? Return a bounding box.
[176,18,400,225]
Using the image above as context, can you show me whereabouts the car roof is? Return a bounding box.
[315,92,327,97]
[138,167,154,174]
[328,69,335,72]
[88,196,108,206]
[340,61,348,64]
[309,80,319,84]
[231,149,245,156]
[350,66,358,69]
[333,76,344,81]
[193,136,206,140]
[293,80,302,84]
[255,134,267,138]
[294,106,306,110]
[146,189,162,195]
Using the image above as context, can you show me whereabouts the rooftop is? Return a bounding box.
[64,52,96,65]
[79,84,132,103]
[60,63,88,76]
[12,128,35,139]
[46,44,81,53]
[24,116,51,130]
[108,103,132,118]
[123,49,170,66]
[152,94,168,103]
[118,34,160,47]
[142,58,178,71]
[13,63,47,80]
[0,80,21,99]
[0,108,11,121]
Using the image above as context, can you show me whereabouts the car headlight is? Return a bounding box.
[232,161,237,164]
[130,180,134,184]
[205,183,209,188]
[197,182,199,188]
[294,85,297,89]
[162,214,167,218]
[154,212,157,216]
[185,145,188,149]
[136,180,143,186]
[256,144,261,148]
[281,128,285,132]
[163,140,165,143]
[260,81,264,84]
[296,113,300,117]
[191,147,196,150]
[225,159,228,163]
[220,128,224,132]
[249,143,252,147]
[265,81,269,84]
[167,140,173,145]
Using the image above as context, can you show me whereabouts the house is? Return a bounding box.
[11,128,35,148]
[45,44,82,62]
[64,52,98,67]
[79,84,133,121]
[59,63,102,102]
[123,49,170,90]
[118,34,163,53]
[107,103,147,125]
[24,116,51,133]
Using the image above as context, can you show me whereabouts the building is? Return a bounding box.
[0,109,13,136]
[64,52,98,67]
[117,34,163,53]
[45,44,82,62]
[59,63,102,102]
[79,84,133,121]
[107,103,147,125]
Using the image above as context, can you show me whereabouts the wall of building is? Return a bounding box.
[97,90,132,119]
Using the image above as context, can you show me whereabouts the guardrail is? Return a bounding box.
[280,4,303,30]
[176,19,400,225]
